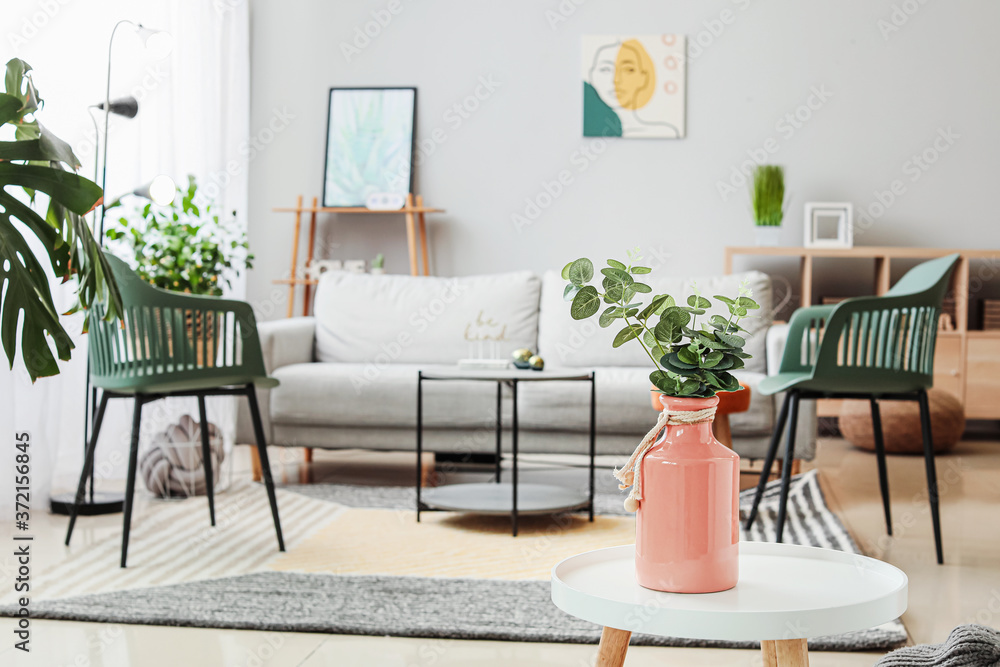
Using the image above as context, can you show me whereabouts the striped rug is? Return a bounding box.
[0,485,343,604]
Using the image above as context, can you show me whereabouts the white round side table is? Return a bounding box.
[551,542,907,666]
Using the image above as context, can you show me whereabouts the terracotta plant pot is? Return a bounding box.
[635,394,740,593]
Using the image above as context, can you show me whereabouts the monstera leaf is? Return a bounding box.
[0,58,121,381]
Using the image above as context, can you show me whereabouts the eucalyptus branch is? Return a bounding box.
[623,314,665,371]
[563,254,759,398]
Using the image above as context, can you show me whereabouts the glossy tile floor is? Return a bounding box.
[3,435,999,666]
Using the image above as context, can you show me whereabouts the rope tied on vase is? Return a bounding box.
[613,405,717,512]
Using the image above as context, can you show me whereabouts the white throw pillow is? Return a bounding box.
[313,271,542,365]
[537,269,773,373]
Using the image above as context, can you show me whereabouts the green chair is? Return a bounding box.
[65,253,284,567]
[745,254,960,565]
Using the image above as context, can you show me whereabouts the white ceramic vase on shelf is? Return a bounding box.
[754,226,781,247]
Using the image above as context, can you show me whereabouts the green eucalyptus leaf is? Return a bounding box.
[607,259,626,270]
[568,258,593,286]
[630,266,652,274]
[602,276,625,302]
[661,306,691,328]
[704,373,724,388]
[716,372,740,391]
[631,282,652,293]
[716,331,746,348]
[654,318,683,345]
[561,261,573,280]
[570,285,601,319]
[687,294,712,309]
[600,267,631,281]
[723,354,745,370]
[563,283,581,302]
[677,345,699,365]
[613,323,643,348]
[677,379,701,396]
[662,352,697,370]
[714,295,735,306]
[643,329,657,348]
[694,332,730,349]
[649,370,674,394]
[702,350,724,368]
[737,296,760,310]
[638,294,669,321]
[599,306,619,328]
[712,356,735,370]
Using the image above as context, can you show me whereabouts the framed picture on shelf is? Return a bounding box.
[804,202,853,249]
[322,87,417,208]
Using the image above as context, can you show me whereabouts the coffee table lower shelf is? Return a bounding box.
[420,482,589,515]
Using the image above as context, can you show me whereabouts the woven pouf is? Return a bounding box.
[839,388,964,454]
[139,414,224,497]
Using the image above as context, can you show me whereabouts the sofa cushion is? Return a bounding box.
[270,362,510,430]
[536,270,772,373]
[313,271,541,365]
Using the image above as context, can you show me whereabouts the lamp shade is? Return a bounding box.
[135,175,177,205]
[133,25,173,59]
[94,96,138,119]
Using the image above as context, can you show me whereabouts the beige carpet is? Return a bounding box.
[270,509,633,580]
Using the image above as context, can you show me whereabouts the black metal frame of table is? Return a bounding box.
[416,368,596,536]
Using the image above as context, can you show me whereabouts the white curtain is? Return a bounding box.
[0,0,251,512]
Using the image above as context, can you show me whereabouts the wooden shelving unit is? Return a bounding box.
[725,246,1000,420]
[274,193,444,317]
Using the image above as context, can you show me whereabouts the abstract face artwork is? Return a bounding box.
[582,35,686,139]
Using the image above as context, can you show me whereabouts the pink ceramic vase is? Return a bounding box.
[634,394,740,593]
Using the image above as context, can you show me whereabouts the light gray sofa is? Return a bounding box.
[236,269,816,461]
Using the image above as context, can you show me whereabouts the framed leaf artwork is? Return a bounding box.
[322,87,417,207]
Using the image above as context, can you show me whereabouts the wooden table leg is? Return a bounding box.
[250,444,263,483]
[287,194,303,318]
[597,627,631,667]
[714,413,733,447]
[761,639,809,666]
[404,193,418,276]
[416,194,429,276]
[302,196,318,316]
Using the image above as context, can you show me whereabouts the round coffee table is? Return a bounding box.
[551,542,907,666]
[416,367,596,536]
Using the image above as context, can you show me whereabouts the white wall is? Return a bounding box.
[243,0,1000,317]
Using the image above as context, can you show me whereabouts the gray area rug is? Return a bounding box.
[6,471,907,651]
[18,569,902,651]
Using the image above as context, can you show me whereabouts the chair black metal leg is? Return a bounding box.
[746,392,791,530]
[775,391,800,543]
[870,397,892,535]
[246,384,285,552]
[918,390,944,565]
[65,392,110,546]
[121,397,144,568]
[197,395,216,527]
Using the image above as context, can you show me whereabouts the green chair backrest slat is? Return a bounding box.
[89,253,268,392]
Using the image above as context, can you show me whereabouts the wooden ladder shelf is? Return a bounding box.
[273,193,444,317]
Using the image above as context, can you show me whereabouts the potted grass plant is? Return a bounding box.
[752,164,785,247]
[563,249,760,593]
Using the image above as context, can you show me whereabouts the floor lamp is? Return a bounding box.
[50,20,172,516]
